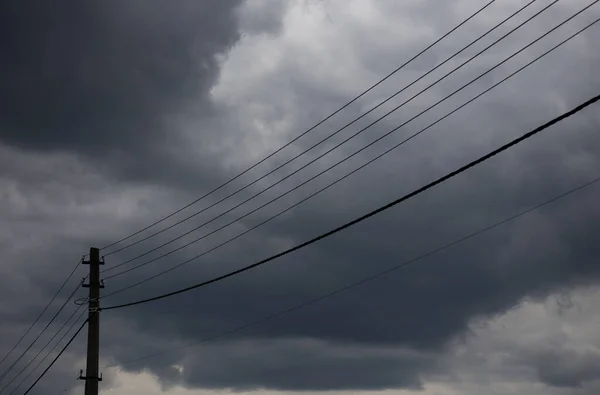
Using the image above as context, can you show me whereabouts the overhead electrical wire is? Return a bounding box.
[102,0,535,262]
[102,0,542,267]
[99,11,600,301]
[98,1,598,300]
[9,308,87,395]
[0,280,82,384]
[102,0,555,279]
[0,306,85,395]
[100,90,600,311]
[0,259,82,372]
[103,175,600,368]
[21,318,88,395]
[98,0,498,254]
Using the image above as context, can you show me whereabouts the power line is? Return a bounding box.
[102,175,600,369]
[102,0,557,280]
[11,309,86,395]
[98,0,497,253]
[0,281,82,384]
[1,306,85,395]
[100,13,600,300]
[100,90,600,311]
[102,0,531,262]
[102,0,542,267]
[22,318,88,395]
[0,260,81,371]
[99,3,599,299]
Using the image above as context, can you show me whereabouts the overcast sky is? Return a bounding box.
[1,1,600,394]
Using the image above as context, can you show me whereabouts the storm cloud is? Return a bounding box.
[1,1,600,395]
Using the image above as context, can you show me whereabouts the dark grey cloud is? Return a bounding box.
[2,1,600,394]
[0,0,242,184]
[179,340,433,391]
[106,338,435,391]
[532,348,600,388]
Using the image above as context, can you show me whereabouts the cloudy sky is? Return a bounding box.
[1,0,600,394]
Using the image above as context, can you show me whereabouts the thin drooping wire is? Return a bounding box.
[0,259,81,371]
[0,306,84,394]
[99,0,497,254]
[100,1,594,298]
[9,308,86,395]
[103,0,543,267]
[21,318,88,395]
[104,175,600,368]
[0,280,82,384]
[101,91,600,311]
[102,0,555,280]
[103,1,524,261]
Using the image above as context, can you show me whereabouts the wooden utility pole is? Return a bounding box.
[81,247,103,395]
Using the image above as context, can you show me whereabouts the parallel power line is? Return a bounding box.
[99,92,600,311]
[99,2,599,301]
[0,280,82,385]
[12,309,87,395]
[103,175,600,369]
[0,260,81,372]
[101,0,544,274]
[21,318,88,395]
[98,0,498,255]
[27,174,600,392]
[104,0,558,279]
[2,307,85,395]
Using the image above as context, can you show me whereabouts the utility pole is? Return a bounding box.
[80,247,103,395]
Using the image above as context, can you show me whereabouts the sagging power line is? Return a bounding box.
[99,0,498,255]
[103,175,600,369]
[7,308,86,395]
[101,0,543,275]
[0,280,82,385]
[101,0,556,281]
[100,2,598,300]
[21,318,88,395]
[0,260,82,374]
[100,92,600,311]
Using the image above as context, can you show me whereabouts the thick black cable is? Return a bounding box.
[101,89,600,311]
[22,318,88,395]
[103,175,600,368]
[0,260,81,370]
[99,0,497,253]
[103,0,554,279]
[0,281,82,384]
[100,3,597,297]
[1,306,84,395]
